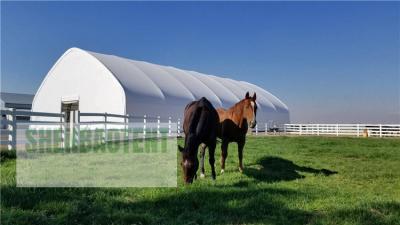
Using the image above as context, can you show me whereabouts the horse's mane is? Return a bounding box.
[228,99,247,112]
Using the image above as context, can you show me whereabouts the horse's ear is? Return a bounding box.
[252,92,257,101]
[178,145,184,152]
[245,92,250,99]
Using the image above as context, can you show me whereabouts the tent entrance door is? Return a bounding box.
[61,101,79,146]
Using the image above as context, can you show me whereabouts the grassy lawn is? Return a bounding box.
[1,136,399,225]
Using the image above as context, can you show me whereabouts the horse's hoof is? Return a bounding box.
[221,169,225,174]
[200,173,205,178]
[239,168,243,173]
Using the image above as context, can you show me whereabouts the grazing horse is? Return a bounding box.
[178,97,219,184]
[200,92,257,175]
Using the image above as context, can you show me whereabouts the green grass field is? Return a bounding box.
[1,136,399,225]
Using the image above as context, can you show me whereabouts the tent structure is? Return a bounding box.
[32,47,289,127]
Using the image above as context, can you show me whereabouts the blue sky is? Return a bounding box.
[1,1,399,123]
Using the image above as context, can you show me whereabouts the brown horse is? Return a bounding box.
[179,97,219,183]
[200,92,257,176]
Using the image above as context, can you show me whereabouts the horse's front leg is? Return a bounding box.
[199,144,206,178]
[220,139,229,174]
[238,140,245,173]
[208,141,217,180]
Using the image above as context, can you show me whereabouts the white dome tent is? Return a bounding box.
[32,47,289,128]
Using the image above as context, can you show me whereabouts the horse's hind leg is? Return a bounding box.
[208,141,217,180]
[220,139,229,174]
[199,144,206,178]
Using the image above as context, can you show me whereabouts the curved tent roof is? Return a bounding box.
[32,48,290,126]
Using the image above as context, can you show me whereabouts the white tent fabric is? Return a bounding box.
[32,47,290,126]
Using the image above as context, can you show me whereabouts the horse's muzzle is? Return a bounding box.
[249,120,257,129]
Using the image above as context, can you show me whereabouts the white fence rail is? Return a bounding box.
[2,109,399,150]
[283,124,400,137]
[1,109,182,150]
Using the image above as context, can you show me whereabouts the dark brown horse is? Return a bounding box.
[200,92,257,176]
[179,97,219,184]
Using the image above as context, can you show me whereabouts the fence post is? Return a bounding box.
[177,118,181,135]
[357,124,360,137]
[157,116,160,137]
[317,124,320,136]
[265,123,268,135]
[168,117,172,136]
[299,124,302,136]
[125,114,129,139]
[336,124,339,136]
[255,124,258,135]
[104,112,108,143]
[143,115,147,137]
[379,124,382,138]
[76,111,80,147]
[60,112,65,148]
[7,108,16,150]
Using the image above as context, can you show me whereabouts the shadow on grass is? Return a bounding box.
[2,160,310,225]
[0,184,313,225]
[2,180,399,225]
[0,149,16,162]
[2,184,398,225]
[244,156,337,183]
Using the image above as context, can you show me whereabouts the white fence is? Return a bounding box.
[283,124,400,137]
[0,109,182,150]
[2,109,400,150]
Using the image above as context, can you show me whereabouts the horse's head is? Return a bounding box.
[178,145,199,184]
[243,92,257,129]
